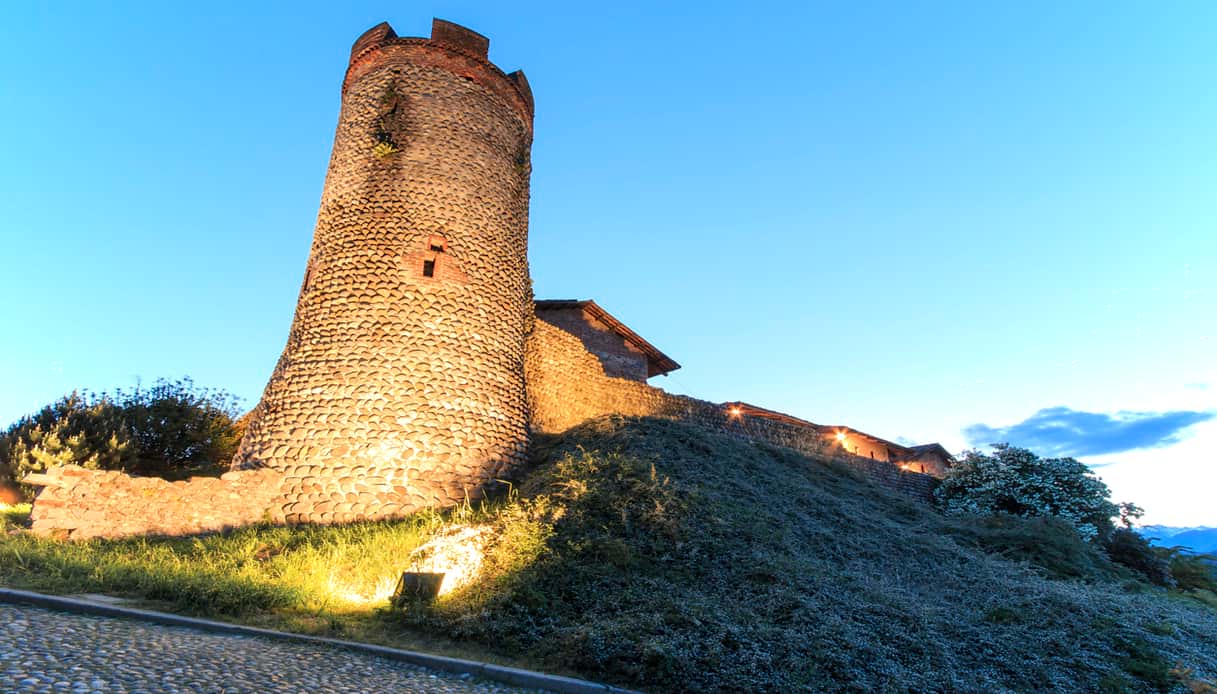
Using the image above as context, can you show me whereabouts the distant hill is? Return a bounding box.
[1141,525,1217,554]
[403,416,1217,691]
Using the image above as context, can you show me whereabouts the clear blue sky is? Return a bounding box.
[1,1,1213,524]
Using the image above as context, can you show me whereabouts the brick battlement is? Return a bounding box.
[346,19,534,126]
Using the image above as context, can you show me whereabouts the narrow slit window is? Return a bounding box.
[422,260,436,277]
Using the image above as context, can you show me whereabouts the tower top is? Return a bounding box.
[345,19,534,124]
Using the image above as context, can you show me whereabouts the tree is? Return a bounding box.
[933,443,1122,541]
[113,378,244,475]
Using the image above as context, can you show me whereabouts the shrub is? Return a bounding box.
[934,443,1123,541]
[944,513,1119,581]
[0,378,243,496]
[1104,528,1175,587]
[0,392,136,493]
[113,378,244,476]
[1159,548,1217,593]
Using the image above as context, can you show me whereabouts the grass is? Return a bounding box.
[1,503,31,531]
[942,513,1127,582]
[0,498,538,668]
[2,416,1217,691]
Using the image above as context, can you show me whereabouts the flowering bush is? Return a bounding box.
[934,443,1123,541]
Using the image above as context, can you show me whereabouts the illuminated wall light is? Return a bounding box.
[403,525,489,599]
[835,431,847,443]
[728,406,743,419]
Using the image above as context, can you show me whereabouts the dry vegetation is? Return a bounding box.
[2,416,1216,692]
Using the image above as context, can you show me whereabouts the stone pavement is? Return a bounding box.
[0,605,534,693]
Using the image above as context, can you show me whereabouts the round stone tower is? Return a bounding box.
[233,19,535,524]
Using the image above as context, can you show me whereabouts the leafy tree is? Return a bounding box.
[113,378,244,475]
[934,443,1122,541]
[0,379,244,497]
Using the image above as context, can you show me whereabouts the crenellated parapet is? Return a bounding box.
[345,19,534,130]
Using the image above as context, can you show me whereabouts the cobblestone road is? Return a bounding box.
[0,605,535,693]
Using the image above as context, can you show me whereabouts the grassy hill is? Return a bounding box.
[407,416,1217,691]
[3,415,1216,691]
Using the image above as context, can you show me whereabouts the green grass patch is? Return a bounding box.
[399,417,1217,691]
[1114,636,1173,691]
[0,499,545,669]
[1,503,30,531]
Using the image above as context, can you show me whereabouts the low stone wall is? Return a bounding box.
[25,466,284,540]
[525,320,939,501]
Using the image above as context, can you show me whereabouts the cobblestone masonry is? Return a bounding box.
[229,19,535,525]
[24,467,282,540]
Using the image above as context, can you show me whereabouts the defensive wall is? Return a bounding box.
[525,319,941,501]
[24,467,283,540]
[25,318,939,539]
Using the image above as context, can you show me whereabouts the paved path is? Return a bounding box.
[0,605,534,693]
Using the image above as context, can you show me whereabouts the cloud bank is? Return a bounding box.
[963,406,1215,458]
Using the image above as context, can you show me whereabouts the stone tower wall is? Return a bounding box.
[232,20,536,524]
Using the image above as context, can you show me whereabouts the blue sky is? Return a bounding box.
[1,1,1213,524]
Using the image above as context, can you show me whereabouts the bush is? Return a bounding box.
[934,443,1123,541]
[1158,548,1217,593]
[0,378,244,497]
[0,477,21,506]
[114,378,244,476]
[944,513,1119,581]
[0,392,136,490]
[1104,528,1174,586]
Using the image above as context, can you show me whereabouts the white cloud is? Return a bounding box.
[1089,419,1217,527]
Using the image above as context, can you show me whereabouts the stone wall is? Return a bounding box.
[22,319,935,540]
[231,19,536,525]
[535,306,650,382]
[525,320,940,501]
[25,467,283,540]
